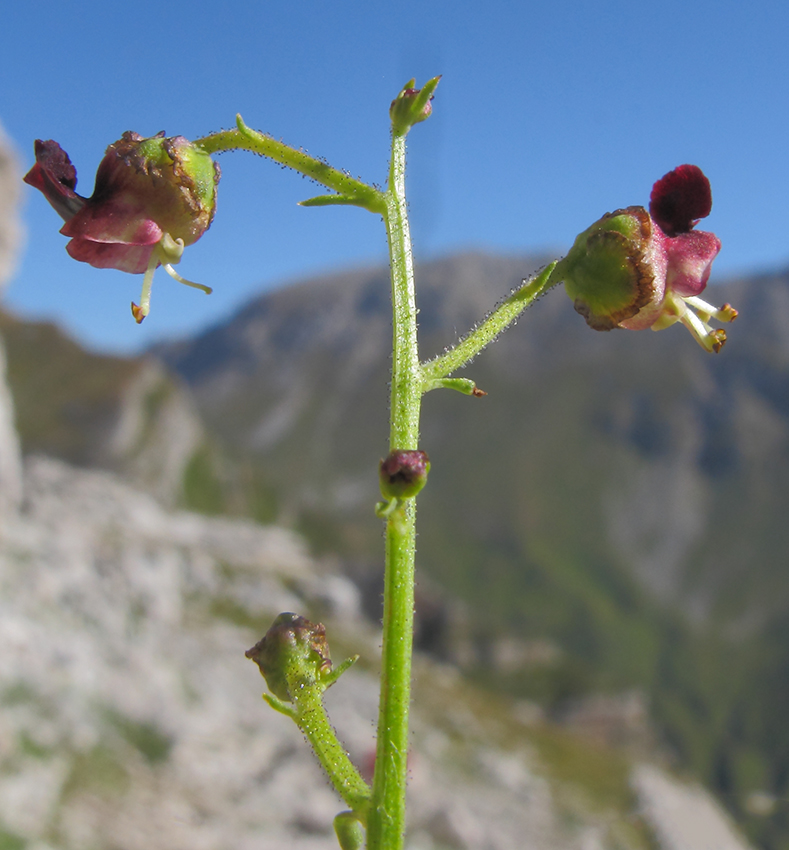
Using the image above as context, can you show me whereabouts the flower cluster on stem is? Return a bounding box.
[24,78,736,850]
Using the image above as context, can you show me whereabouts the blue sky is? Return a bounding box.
[1,0,786,353]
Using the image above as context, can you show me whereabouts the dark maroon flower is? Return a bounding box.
[561,165,735,352]
[24,132,219,323]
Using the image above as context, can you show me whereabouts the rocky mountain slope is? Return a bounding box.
[2,454,754,850]
[3,255,786,845]
[151,253,789,848]
[0,309,221,510]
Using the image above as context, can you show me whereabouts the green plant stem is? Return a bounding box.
[211,101,563,850]
[384,133,423,449]
[289,689,371,819]
[366,131,422,850]
[195,117,385,214]
[421,261,560,386]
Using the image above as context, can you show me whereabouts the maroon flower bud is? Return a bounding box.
[559,165,735,353]
[24,132,219,322]
[379,449,430,501]
[245,612,333,703]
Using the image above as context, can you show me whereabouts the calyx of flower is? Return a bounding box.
[245,613,334,703]
[24,132,220,323]
[559,165,735,352]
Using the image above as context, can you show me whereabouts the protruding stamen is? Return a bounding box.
[680,307,727,353]
[718,302,738,322]
[130,234,212,324]
[651,293,686,331]
[683,295,738,324]
[162,264,213,295]
[158,232,186,264]
[132,249,160,324]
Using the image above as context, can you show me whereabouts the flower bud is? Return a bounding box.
[390,78,439,135]
[379,449,430,500]
[334,812,366,850]
[245,612,332,702]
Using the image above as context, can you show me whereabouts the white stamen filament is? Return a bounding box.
[133,235,213,322]
[135,249,159,321]
[683,295,738,323]
[680,307,726,353]
[162,264,213,294]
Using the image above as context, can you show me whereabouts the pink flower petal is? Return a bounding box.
[66,239,156,274]
[61,200,162,246]
[664,230,722,297]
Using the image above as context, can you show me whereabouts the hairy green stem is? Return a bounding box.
[421,261,560,385]
[385,133,423,449]
[290,689,371,818]
[195,117,385,214]
[366,131,422,850]
[218,92,562,850]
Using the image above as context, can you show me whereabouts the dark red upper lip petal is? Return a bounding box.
[23,139,86,222]
[649,164,712,236]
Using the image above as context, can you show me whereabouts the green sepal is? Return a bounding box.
[423,377,486,396]
[375,498,400,519]
[262,692,297,719]
[299,194,365,208]
[321,654,360,689]
[410,75,441,116]
[559,208,655,330]
[334,812,366,850]
[390,76,441,136]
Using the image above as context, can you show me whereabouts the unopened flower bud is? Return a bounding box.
[390,78,439,135]
[245,612,332,702]
[334,812,366,850]
[379,449,430,500]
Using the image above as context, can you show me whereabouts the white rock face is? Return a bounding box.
[633,764,753,850]
[0,122,23,519]
[0,122,22,288]
[105,357,208,507]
